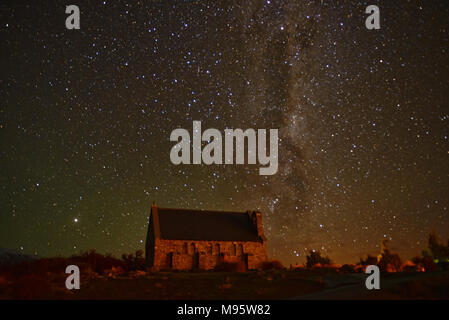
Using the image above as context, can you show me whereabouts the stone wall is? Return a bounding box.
[150,238,267,271]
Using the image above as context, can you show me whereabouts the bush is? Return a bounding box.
[339,264,356,273]
[305,250,332,269]
[0,250,126,280]
[428,233,449,262]
[378,252,402,272]
[73,250,125,275]
[121,250,146,271]
[377,240,402,272]
[412,255,437,272]
[260,260,284,271]
[402,265,417,272]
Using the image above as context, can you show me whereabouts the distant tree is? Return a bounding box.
[378,240,402,272]
[339,264,356,273]
[305,250,332,268]
[260,260,284,271]
[428,232,449,262]
[407,233,449,272]
[412,255,437,272]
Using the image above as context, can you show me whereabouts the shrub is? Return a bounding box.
[401,261,418,272]
[305,250,332,269]
[121,250,146,271]
[260,260,284,271]
[428,233,449,262]
[0,250,126,280]
[339,264,356,273]
[72,250,125,275]
[412,255,437,272]
[378,252,402,272]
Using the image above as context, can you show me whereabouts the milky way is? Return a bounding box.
[1,1,448,265]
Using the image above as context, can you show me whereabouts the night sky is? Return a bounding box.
[1,1,448,265]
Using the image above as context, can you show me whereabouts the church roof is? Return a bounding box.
[153,207,261,242]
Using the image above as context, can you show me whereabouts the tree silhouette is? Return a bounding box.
[428,232,449,262]
[378,240,402,272]
[305,250,332,268]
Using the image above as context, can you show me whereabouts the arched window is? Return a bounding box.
[238,244,244,256]
[182,242,188,254]
[214,244,220,255]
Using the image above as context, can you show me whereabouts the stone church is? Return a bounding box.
[145,202,268,271]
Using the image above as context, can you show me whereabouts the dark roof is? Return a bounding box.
[156,207,260,242]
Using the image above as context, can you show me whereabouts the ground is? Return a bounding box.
[1,269,448,300]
